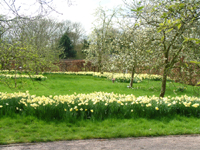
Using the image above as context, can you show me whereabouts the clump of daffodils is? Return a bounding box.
[0,91,200,121]
[0,74,47,80]
[43,71,171,83]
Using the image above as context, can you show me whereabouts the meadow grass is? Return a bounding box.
[0,73,200,144]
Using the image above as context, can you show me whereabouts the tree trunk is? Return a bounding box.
[14,69,17,88]
[98,55,102,73]
[35,61,39,75]
[159,67,168,97]
[129,67,135,88]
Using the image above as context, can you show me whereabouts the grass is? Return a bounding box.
[0,73,200,144]
[0,115,200,144]
[0,74,199,97]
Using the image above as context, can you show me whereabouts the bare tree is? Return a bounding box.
[0,0,74,21]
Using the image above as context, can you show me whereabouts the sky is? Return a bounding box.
[52,0,124,34]
[1,0,125,34]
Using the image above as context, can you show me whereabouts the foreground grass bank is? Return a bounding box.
[1,115,200,144]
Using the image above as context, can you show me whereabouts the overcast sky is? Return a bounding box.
[53,0,124,34]
[1,0,124,34]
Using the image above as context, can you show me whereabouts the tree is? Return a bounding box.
[111,26,151,87]
[0,0,75,88]
[59,32,76,58]
[0,16,64,88]
[2,16,63,71]
[82,39,90,50]
[85,6,119,72]
[127,0,200,97]
[0,0,73,21]
[53,20,86,59]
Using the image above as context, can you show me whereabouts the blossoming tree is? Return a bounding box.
[84,6,119,72]
[109,25,151,87]
[127,0,200,97]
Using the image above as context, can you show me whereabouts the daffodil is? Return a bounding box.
[192,103,199,108]
[146,103,152,107]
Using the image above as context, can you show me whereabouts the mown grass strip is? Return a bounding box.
[0,115,200,144]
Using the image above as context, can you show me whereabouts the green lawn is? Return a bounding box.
[1,115,200,144]
[0,74,200,145]
[0,74,198,97]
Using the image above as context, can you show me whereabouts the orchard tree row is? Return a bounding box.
[85,0,200,97]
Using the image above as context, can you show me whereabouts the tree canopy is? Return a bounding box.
[59,32,76,59]
[125,0,200,97]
